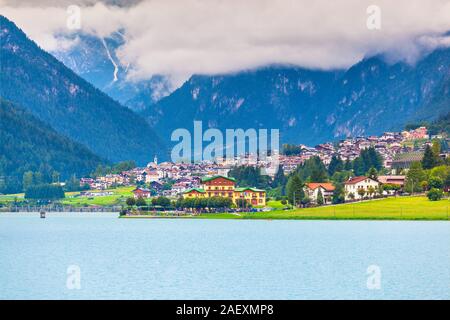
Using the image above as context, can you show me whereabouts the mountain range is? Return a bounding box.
[49,26,449,148]
[141,49,450,147]
[0,14,449,181]
[0,15,166,165]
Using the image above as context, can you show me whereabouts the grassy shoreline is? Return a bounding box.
[123,196,450,221]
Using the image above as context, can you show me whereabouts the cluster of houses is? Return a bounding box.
[77,126,446,206]
[134,174,404,207]
[303,175,405,205]
[279,127,447,175]
[131,175,266,207]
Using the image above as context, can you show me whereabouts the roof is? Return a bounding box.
[392,152,424,163]
[235,187,266,192]
[344,176,374,185]
[201,175,236,183]
[132,188,151,193]
[305,183,335,191]
[378,175,406,185]
[183,188,206,194]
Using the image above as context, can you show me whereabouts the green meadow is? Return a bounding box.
[196,196,450,220]
[60,187,134,207]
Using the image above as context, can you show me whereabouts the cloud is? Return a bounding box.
[1,0,450,86]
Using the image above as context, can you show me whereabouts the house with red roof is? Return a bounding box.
[304,182,335,204]
[344,176,380,201]
[132,187,151,199]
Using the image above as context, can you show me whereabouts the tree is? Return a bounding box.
[328,156,344,176]
[430,165,450,183]
[301,196,311,206]
[272,166,287,191]
[427,188,443,201]
[135,197,147,207]
[367,167,378,180]
[182,198,195,210]
[126,197,136,207]
[332,183,345,204]
[357,188,366,199]
[22,171,34,191]
[431,140,442,160]
[294,156,328,182]
[51,171,60,184]
[152,196,171,208]
[446,174,450,190]
[112,161,137,174]
[286,175,304,206]
[331,170,352,184]
[65,174,81,192]
[316,189,324,205]
[344,159,352,171]
[422,145,436,169]
[229,166,269,189]
[236,198,251,209]
[353,147,383,175]
[208,197,232,211]
[376,184,385,197]
[367,186,375,198]
[405,162,426,193]
[429,177,444,189]
[175,197,184,209]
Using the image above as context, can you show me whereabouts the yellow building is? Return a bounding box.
[183,176,266,206]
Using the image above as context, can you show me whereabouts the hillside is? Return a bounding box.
[0,15,167,164]
[139,48,450,147]
[0,99,104,194]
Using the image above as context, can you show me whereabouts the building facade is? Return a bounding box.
[344,177,380,201]
[183,176,266,206]
[304,183,335,204]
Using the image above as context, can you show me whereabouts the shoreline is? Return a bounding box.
[120,214,450,221]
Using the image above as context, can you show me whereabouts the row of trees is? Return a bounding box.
[126,196,172,208]
[24,184,65,200]
[126,196,237,212]
[175,197,234,212]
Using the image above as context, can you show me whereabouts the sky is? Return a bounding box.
[1,0,450,87]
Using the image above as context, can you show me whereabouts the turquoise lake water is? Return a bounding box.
[0,213,449,300]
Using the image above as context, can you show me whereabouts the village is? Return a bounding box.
[71,126,449,211]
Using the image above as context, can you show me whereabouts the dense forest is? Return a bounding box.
[0,99,104,194]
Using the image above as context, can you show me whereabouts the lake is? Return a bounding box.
[0,213,449,300]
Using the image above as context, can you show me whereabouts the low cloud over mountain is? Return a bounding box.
[1,0,450,89]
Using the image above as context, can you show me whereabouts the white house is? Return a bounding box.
[304,183,335,204]
[344,176,380,201]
